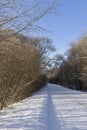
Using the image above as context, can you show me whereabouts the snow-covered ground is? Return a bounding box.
[0,83,87,130]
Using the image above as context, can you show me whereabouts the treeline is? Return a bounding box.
[0,29,55,109]
[48,34,87,91]
[0,0,56,110]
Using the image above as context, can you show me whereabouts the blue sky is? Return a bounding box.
[33,0,87,55]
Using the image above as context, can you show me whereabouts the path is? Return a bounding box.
[0,83,87,130]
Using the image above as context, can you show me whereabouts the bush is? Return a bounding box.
[0,34,47,109]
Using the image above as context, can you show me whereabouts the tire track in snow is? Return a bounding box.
[47,85,60,130]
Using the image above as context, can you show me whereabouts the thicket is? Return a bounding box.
[48,35,87,91]
[0,30,50,110]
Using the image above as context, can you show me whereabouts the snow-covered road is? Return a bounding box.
[0,83,87,130]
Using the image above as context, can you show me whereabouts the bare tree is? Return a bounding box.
[28,37,56,72]
[0,0,56,41]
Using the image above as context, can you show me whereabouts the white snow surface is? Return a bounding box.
[0,83,87,130]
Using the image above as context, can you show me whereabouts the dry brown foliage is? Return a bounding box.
[0,33,47,109]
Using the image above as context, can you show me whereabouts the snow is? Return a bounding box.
[0,83,87,130]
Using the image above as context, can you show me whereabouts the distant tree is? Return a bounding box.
[28,37,56,72]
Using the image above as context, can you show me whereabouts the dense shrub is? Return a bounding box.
[0,33,48,109]
[48,35,87,91]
